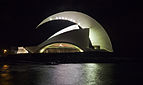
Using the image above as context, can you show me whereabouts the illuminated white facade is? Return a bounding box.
[37,11,113,52]
[17,47,29,54]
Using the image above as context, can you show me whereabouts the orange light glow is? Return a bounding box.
[3,65,9,69]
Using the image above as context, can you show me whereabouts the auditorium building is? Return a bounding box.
[17,11,113,53]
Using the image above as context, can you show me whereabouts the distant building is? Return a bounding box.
[18,11,113,53]
[17,47,28,54]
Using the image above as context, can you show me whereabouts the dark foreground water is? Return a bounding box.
[0,63,143,85]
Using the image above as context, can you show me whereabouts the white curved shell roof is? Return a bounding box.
[37,11,113,52]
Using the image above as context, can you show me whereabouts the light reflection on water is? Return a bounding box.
[0,63,114,85]
[83,63,114,85]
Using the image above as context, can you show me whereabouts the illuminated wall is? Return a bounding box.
[17,47,28,54]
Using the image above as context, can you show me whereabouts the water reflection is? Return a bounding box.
[83,63,114,85]
[83,64,99,85]
[30,64,83,85]
[52,64,82,85]
[0,64,114,85]
[0,65,13,85]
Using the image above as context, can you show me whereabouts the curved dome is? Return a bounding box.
[37,11,113,52]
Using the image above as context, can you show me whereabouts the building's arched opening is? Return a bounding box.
[39,43,83,53]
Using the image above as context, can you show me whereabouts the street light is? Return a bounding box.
[3,49,7,54]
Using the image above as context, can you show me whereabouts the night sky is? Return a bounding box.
[0,0,142,56]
